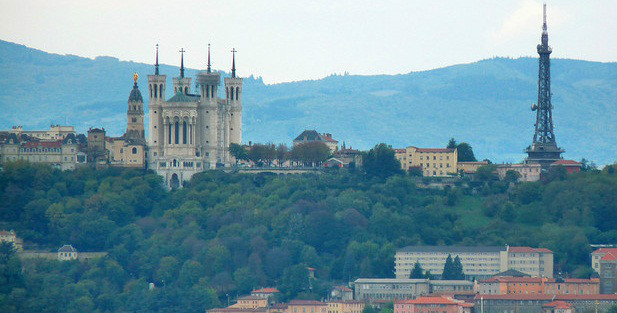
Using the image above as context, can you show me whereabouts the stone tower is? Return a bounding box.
[525,4,564,168]
[224,48,243,153]
[126,73,145,139]
[196,44,221,166]
[147,44,167,161]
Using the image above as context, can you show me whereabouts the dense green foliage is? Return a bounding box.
[0,161,616,312]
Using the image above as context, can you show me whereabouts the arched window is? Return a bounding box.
[182,121,187,144]
[132,147,137,154]
[230,87,234,100]
[236,87,240,100]
[184,87,188,94]
[149,84,152,98]
[174,121,179,144]
[159,84,163,98]
[154,86,158,98]
[226,87,229,99]
[168,122,172,144]
[206,85,210,98]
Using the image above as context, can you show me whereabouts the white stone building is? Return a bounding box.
[147,46,242,188]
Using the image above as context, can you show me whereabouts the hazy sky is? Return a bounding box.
[1,0,616,83]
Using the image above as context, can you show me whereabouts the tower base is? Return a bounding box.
[525,142,564,169]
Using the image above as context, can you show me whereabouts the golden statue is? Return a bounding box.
[133,72,139,83]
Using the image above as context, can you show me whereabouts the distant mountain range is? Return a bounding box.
[1,40,616,164]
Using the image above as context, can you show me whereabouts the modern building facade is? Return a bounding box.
[395,246,553,280]
[147,45,242,188]
[354,278,431,301]
[394,146,457,176]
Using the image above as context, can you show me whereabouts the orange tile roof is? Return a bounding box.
[398,297,459,305]
[602,253,617,261]
[475,294,617,301]
[593,248,617,255]
[551,160,581,166]
[543,301,573,309]
[480,277,597,284]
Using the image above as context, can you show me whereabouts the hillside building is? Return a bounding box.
[477,276,599,295]
[394,146,457,177]
[0,132,86,170]
[293,130,339,153]
[394,296,473,313]
[475,294,617,313]
[57,244,78,261]
[395,246,553,280]
[147,45,242,188]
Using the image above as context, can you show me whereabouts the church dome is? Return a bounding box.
[128,83,143,102]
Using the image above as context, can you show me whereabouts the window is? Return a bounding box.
[132,147,137,154]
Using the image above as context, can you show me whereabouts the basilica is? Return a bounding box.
[128,45,243,188]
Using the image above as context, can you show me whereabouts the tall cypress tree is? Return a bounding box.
[410,261,424,279]
[453,255,465,280]
[442,254,454,279]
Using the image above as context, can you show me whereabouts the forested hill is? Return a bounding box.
[1,39,616,164]
[0,163,616,312]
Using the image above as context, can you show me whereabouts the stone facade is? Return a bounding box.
[0,132,84,170]
[147,51,242,188]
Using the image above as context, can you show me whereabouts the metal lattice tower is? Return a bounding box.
[525,4,564,167]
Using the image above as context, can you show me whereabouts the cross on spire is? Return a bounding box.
[207,44,211,73]
[179,48,186,78]
[231,48,237,78]
[155,44,159,75]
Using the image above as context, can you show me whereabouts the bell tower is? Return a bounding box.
[126,73,145,139]
[147,44,166,159]
[224,48,243,147]
[525,4,564,168]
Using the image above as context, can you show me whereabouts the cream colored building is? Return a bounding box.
[496,163,542,182]
[8,125,75,141]
[395,246,553,280]
[327,301,364,313]
[395,146,457,176]
[0,133,85,170]
[230,296,269,309]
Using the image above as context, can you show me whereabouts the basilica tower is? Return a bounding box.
[196,44,221,166]
[147,44,166,160]
[525,4,564,168]
[126,73,145,139]
[173,48,192,94]
[224,48,243,147]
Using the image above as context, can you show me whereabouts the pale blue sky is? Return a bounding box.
[1,0,616,83]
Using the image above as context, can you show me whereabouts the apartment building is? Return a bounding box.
[395,246,553,280]
[475,294,617,313]
[287,300,327,313]
[477,277,599,295]
[394,146,457,177]
[591,248,617,276]
[354,278,430,301]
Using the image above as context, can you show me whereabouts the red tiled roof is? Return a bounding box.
[288,300,327,306]
[602,253,617,261]
[551,160,581,166]
[543,301,573,309]
[509,246,552,253]
[592,248,617,255]
[23,141,62,148]
[252,288,280,294]
[398,297,459,305]
[480,277,598,284]
[475,294,617,301]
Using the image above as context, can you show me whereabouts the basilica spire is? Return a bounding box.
[179,48,186,78]
[154,44,160,75]
[231,48,236,78]
[207,44,212,73]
